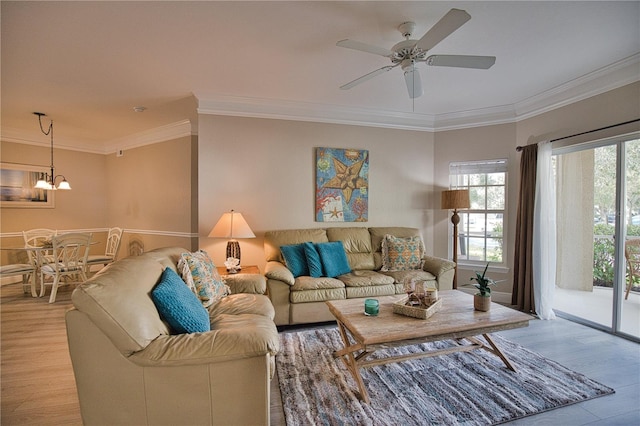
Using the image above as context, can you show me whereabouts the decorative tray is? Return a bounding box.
[393,297,442,320]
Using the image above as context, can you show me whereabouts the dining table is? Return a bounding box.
[1,241,99,298]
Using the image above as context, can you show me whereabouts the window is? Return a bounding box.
[449,159,507,264]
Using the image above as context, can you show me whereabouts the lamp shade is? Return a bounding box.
[441,189,470,210]
[208,210,255,239]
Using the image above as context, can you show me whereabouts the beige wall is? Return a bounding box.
[1,141,107,232]
[105,135,198,256]
[516,82,640,146]
[1,135,196,264]
[3,82,638,296]
[197,116,435,270]
[432,123,519,296]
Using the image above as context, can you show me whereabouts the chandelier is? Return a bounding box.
[33,112,71,191]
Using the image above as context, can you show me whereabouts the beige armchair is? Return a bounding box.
[66,247,279,425]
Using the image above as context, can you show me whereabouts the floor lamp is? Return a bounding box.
[441,189,470,289]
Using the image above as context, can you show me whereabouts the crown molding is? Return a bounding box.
[1,119,196,155]
[196,54,640,132]
[104,119,195,154]
[0,127,107,155]
[514,52,640,121]
[195,94,437,131]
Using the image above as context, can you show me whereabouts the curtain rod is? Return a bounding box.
[516,118,640,152]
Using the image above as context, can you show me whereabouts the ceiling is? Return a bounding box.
[2,1,639,154]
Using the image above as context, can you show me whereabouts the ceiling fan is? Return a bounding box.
[337,9,496,99]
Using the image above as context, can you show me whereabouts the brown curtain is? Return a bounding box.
[512,144,537,313]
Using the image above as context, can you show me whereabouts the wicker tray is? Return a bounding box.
[393,297,443,320]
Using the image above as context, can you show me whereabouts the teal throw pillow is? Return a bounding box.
[151,268,211,334]
[316,241,351,278]
[281,244,309,277]
[303,242,323,277]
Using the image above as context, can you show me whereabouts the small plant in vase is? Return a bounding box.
[468,263,496,312]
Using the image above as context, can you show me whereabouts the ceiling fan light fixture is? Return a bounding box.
[336,8,495,100]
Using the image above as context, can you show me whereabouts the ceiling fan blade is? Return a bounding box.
[426,55,496,69]
[416,8,471,52]
[340,64,398,90]
[336,39,394,57]
[404,68,423,99]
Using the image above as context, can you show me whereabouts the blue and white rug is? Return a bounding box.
[276,328,614,425]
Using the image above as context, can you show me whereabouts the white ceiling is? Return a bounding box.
[2,1,639,154]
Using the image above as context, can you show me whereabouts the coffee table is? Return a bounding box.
[326,290,532,403]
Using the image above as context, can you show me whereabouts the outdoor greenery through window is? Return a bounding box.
[449,159,507,264]
[590,139,640,290]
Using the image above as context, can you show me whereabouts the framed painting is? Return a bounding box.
[315,147,368,222]
[0,163,54,208]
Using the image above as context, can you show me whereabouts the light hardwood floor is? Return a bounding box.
[2,281,638,425]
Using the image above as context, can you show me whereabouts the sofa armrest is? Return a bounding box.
[224,274,267,294]
[129,314,279,367]
[264,261,295,286]
[422,256,456,290]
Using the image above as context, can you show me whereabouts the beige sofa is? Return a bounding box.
[264,227,455,325]
[65,247,279,426]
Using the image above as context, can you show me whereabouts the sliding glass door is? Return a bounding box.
[553,136,639,340]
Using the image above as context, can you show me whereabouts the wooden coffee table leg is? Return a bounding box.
[333,320,371,403]
[482,333,517,372]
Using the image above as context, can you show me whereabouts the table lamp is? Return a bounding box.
[208,210,255,270]
[441,189,470,288]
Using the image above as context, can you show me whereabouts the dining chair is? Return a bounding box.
[0,263,36,295]
[40,232,92,303]
[22,228,57,286]
[625,238,640,300]
[23,228,57,262]
[84,227,123,273]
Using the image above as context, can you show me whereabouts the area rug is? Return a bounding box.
[276,328,614,425]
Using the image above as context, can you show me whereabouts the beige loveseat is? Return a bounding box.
[264,227,455,325]
[65,247,279,426]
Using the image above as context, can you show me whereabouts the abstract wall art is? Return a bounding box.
[315,147,368,222]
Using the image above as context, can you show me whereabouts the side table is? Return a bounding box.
[216,265,266,295]
[216,265,260,276]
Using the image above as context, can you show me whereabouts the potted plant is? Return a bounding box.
[468,263,496,312]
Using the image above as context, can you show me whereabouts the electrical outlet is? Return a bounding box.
[117,149,124,157]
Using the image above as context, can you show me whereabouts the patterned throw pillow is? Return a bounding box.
[381,234,425,271]
[178,250,230,307]
[151,268,210,334]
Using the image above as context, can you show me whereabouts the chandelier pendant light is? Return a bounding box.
[33,112,71,191]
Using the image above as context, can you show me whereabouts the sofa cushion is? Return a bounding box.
[179,250,230,308]
[280,244,309,277]
[264,229,328,263]
[208,293,275,320]
[379,269,436,284]
[339,270,395,287]
[326,227,375,270]
[151,268,211,334]
[381,234,425,271]
[291,276,345,291]
[303,242,323,277]
[345,284,396,299]
[316,241,351,278]
[71,255,170,355]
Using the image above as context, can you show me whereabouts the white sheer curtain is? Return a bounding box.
[533,141,557,319]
